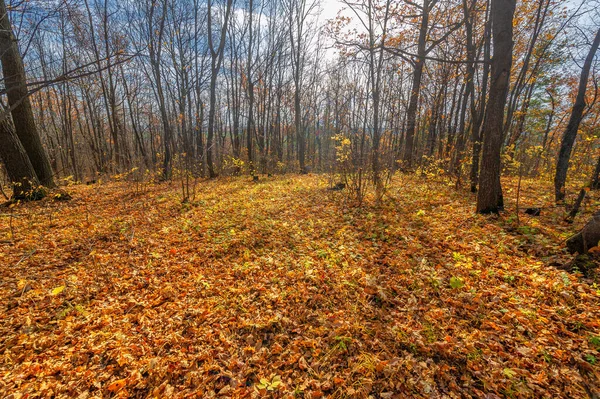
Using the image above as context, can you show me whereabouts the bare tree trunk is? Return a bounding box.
[207,0,234,179]
[0,118,42,199]
[476,0,515,214]
[402,0,429,168]
[470,0,491,192]
[246,0,256,174]
[0,0,54,188]
[287,0,315,173]
[554,28,600,203]
[451,0,476,175]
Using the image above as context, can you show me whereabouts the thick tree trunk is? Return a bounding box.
[476,0,515,214]
[554,28,600,203]
[0,119,43,199]
[0,0,54,188]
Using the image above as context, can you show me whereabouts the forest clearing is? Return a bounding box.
[1,174,599,398]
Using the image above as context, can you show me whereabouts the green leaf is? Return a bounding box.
[51,285,65,295]
[585,354,597,365]
[503,368,516,378]
[589,335,600,350]
[449,277,464,289]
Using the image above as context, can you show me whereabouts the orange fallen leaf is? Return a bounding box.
[375,361,388,372]
[107,378,127,392]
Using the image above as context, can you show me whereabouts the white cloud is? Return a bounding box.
[319,0,345,22]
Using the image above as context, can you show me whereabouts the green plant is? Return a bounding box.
[333,336,352,351]
[467,348,482,361]
[589,335,600,350]
[541,350,552,363]
[449,276,464,289]
[585,354,597,365]
[256,375,282,391]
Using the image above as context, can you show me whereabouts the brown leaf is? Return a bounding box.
[298,356,308,370]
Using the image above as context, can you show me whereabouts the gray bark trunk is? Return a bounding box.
[0,118,43,199]
[476,0,515,214]
[0,0,54,187]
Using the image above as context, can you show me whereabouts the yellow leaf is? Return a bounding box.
[503,368,516,378]
[51,286,65,295]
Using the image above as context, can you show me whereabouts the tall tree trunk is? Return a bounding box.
[470,0,491,192]
[402,0,429,168]
[246,0,256,174]
[0,118,43,199]
[476,0,515,214]
[207,0,234,179]
[0,0,54,188]
[148,0,173,179]
[554,28,600,203]
[451,0,475,175]
[207,63,219,178]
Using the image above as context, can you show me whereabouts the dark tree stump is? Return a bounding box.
[525,207,541,216]
[567,211,600,254]
[327,183,346,191]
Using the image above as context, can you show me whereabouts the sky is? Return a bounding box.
[320,0,345,22]
[315,0,350,59]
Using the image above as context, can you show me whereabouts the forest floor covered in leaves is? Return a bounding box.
[1,174,599,398]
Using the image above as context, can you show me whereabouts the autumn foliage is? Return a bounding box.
[1,175,599,398]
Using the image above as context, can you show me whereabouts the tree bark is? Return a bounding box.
[402,0,429,168]
[0,0,54,187]
[470,0,491,192]
[207,0,234,179]
[0,118,43,199]
[476,0,515,214]
[246,0,256,174]
[554,28,600,203]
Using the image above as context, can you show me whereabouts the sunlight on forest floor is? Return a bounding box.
[1,174,599,398]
